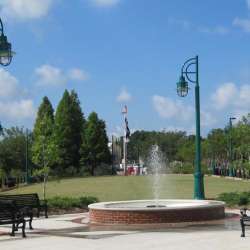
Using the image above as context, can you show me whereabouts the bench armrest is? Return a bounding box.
[37,199,48,218]
[240,208,249,217]
[40,200,47,206]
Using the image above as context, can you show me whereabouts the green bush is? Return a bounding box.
[47,196,98,210]
[171,162,212,175]
[218,191,250,207]
[172,163,194,174]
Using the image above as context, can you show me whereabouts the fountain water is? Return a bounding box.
[147,145,165,207]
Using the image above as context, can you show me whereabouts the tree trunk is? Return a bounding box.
[43,174,47,200]
[1,176,5,190]
[91,165,94,176]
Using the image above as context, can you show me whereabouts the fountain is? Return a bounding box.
[149,145,164,207]
[88,145,225,225]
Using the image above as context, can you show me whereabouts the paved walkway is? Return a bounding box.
[0,211,249,250]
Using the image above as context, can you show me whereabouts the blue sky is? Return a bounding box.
[1,0,250,137]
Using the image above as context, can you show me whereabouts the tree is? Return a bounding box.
[0,167,6,190]
[176,135,196,163]
[33,166,50,200]
[233,114,250,162]
[206,129,227,161]
[80,112,111,176]
[32,96,55,171]
[69,90,85,171]
[54,90,85,175]
[127,130,187,165]
[0,127,31,178]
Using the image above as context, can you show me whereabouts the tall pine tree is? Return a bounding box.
[69,90,85,171]
[32,96,55,170]
[54,90,85,175]
[80,112,111,176]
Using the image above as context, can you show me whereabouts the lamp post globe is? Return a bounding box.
[177,75,189,97]
[0,18,14,66]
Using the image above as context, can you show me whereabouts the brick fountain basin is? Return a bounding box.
[88,199,225,224]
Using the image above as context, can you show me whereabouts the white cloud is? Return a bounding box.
[233,17,250,32]
[0,69,36,122]
[35,65,90,86]
[117,87,132,103]
[232,1,250,33]
[152,95,193,122]
[68,68,89,81]
[0,0,54,20]
[211,82,250,110]
[90,0,120,7]
[238,84,250,107]
[0,99,36,120]
[211,83,237,110]
[0,68,19,98]
[152,95,216,129]
[35,64,66,86]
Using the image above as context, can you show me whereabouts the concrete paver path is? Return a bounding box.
[0,212,249,250]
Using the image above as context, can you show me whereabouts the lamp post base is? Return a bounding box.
[194,172,205,200]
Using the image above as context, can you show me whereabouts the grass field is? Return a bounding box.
[3,174,250,201]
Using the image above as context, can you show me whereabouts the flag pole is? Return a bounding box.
[122,105,127,176]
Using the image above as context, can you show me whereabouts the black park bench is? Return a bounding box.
[240,208,250,237]
[0,200,26,237]
[0,193,48,230]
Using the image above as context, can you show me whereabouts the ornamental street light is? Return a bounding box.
[0,18,14,66]
[176,55,205,200]
[228,117,236,177]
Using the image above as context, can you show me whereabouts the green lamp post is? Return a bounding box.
[228,117,236,177]
[0,18,14,66]
[176,55,205,200]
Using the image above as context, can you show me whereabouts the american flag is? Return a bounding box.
[122,105,128,114]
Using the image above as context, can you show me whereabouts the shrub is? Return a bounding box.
[218,191,250,207]
[94,163,113,176]
[47,196,98,210]
[172,163,194,174]
[239,192,250,206]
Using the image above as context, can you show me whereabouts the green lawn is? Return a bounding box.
[3,174,250,201]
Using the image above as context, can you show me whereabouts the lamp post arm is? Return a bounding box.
[181,57,196,74]
[181,56,198,84]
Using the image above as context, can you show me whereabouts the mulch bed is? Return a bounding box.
[48,208,88,216]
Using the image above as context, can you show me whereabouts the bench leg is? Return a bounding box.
[29,214,33,230]
[15,222,19,231]
[10,223,15,237]
[240,218,245,237]
[22,220,26,238]
[45,206,48,218]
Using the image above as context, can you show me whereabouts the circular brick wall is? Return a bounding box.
[89,200,225,225]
